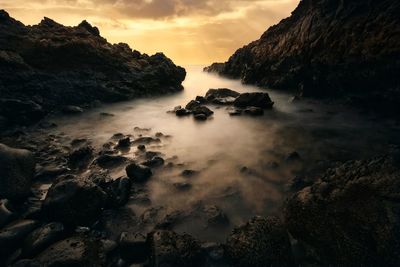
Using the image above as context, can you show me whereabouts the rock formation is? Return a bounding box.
[0,10,186,125]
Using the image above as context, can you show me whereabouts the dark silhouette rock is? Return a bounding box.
[205,88,240,105]
[102,177,132,208]
[0,143,35,199]
[119,232,149,263]
[0,10,186,125]
[205,0,400,113]
[43,179,107,226]
[194,114,208,121]
[67,146,94,169]
[185,100,202,110]
[96,154,127,169]
[225,216,293,267]
[233,93,274,109]
[243,107,264,116]
[192,106,214,117]
[175,108,191,117]
[126,163,152,183]
[142,156,165,168]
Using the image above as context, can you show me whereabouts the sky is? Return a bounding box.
[1,0,300,65]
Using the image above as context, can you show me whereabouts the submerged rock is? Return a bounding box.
[243,107,264,116]
[0,143,35,199]
[225,216,293,267]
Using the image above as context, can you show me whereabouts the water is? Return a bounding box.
[45,66,400,242]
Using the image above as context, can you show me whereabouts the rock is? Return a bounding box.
[195,96,207,103]
[43,179,107,226]
[102,177,132,208]
[243,107,264,116]
[185,100,201,110]
[35,166,69,181]
[0,99,45,125]
[67,146,94,169]
[175,108,191,117]
[181,170,198,177]
[225,216,293,267]
[137,145,146,151]
[228,109,242,116]
[201,242,225,264]
[96,154,127,169]
[173,182,192,191]
[21,222,66,258]
[126,163,152,183]
[35,236,111,266]
[203,205,229,227]
[0,143,35,199]
[205,88,240,104]
[99,112,114,117]
[148,230,203,267]
[142,156,165,168]
[131,137,161,145]
[233,93,274,109]
[61,105,83,114]
[285,156,400,266]
[0,200,15,228]
[0,220,40,258]
[286,151,301,162]
[119,232,149,263]
[116,137,131,148]
[194,114,207,121]
[192,106,214,117]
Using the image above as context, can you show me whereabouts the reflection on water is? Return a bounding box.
[50,66,400,242]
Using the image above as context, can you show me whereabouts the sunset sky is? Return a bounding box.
[1,0,299,65]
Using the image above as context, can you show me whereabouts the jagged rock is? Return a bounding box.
[0,143,35,199]
[96,154,127,169]
[0,10,186,125]
[67,146,94,169]
[285,155,400,266]
[21,222,66,258]
[102,177,132,208]
[148,230,203,267]
[126,163,152,183]
[205,0,400,112]
[185,100,202,110]
[43,179,107,226]
[233,93,274,109]
[142,156,165,168]
[225,216,293,267]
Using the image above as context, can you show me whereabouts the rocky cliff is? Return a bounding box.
[205,0,400,108]
[0,10,186,125]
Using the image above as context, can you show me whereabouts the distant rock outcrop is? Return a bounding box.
[0,10,186,125]
[205,0,400,110]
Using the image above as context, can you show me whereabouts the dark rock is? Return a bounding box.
[185,100,202,110]
[203,205,229,227]
[175,108,191,117]
[285,156,400,266]
[286,151,301,162]
[233,93,274,109]
[43,179,107,226]
[225,216,293,267]
[61,105,83,114]
[181,169,198,177]
[201,242,225,263]
[228,109,242,116]
[96,154,127,169]
[99,112,114,117]
[35,236,112,266]
[0,220,40,258]
[145,151,160,160]
[192,106,214,117]
[194,114,207,121]
[243,107,264,116]
[0,99,45,125]
[195,96,207,103]
[173,182,192,191]
[205,88,240,104]
[0,143,35,199]
[142,156,165,168]
[67,146,94,169]
[0,200,15,228]
[119,232,149,263]
[148,230,203,267]
[103,177,132,208]
[116,137,131,148]
[131,137,161,145]
[126,163,152,183]
[21,222,66,258]
[35,166,69,181]
[137,145,146,151]
[111,133,125,140]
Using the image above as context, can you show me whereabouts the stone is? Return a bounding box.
[119,232,149,263]
[0,143,35,199]
[181,170,198,177]
[173,182,192,191]
[43,179,107,226]
[194,114,207,121]
[116,137,131,148]
[67,146,94,169]
[243,107,264,116]
[233,93,274,109]
[103,177,132,208]
[142,156,165,168]
[126,163,152,183]
[61,105,83,114]
[185,100,201,110]
[192,106,214,117]
[96,154,127,169]
[175,108,191,117]
[0,99,45,125]
[205,88,240,102]
[225,216,293,267]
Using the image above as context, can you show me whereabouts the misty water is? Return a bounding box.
[42,66,400,242]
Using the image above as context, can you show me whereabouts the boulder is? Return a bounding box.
[116,137,131,148]
[175,108,191,117]
[192,106,214,117]
[243,107,264,116]
[102,177,132,208]
[225,216,293,267]
[96,154,127,169]
[148,230,203,267]
[0,99,45,125]
[285,156,400,266]
[126,163,152,183]
[67,146,94,169]
[185,100,201,110]
[233,93,274,109]
[0,143,35,199]
[194,114,207,121]
[119,232,149,263]
[43,179,107,226]
[142,156,165,168]
[21,222,66,258]
[205,88,240,100]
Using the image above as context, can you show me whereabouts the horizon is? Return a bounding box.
[1,0,300,65]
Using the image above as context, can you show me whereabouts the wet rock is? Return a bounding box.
[35,166,69,181]
[181,169,198,177]
[175,108,191,117]
[96,154,128,169]
[126,163,152,183]
[228,109,242,116]
[225,216,293,267]
[194,114,208,121]
[137,145,146,151]
[192,106,214,117]
[103,177,132,208]
[111,133,125,140]
[67,146,94,169]
[0,220,40,258]
[145,151,160,159]
[71,138,88,147]
[233,93,274,109]
[0,143,35,199]
[243,107,264,116]
[285,156,400,266]
[131,137,161,145]
[43,179,107,226]
[61,105,83,114]
[173,182,192,191]
[203,205,229,227]
[0,99,45,125]
[21,222,66,258]
[148,230,203,267]
[286,151,301,162]
[185,100,202,111]
[155,132,164,138]
[142,156,165,168]
[205,88,240,105]
[119,232,149,263]
[116,137,131,148]
[0,200,15,228]
[195,96,207,104]
[35,236,111,266]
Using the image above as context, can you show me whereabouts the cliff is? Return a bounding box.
[205,0,400,108]
[0,10,186,125]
